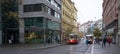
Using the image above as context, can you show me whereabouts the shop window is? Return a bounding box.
[24,17,44,28]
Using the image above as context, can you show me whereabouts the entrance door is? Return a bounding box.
[2,29,19,44]
[8,29,19,43]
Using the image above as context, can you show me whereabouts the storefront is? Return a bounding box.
[107,27,115,43]
[24,17,61,44]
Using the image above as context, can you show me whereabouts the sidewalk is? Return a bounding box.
[0,43,65,50]
[0,43,65,54]
[93,43,120,54]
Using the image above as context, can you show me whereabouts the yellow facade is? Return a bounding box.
[71,2,78,36]
[61,0,78,40]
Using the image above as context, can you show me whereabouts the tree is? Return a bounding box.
[2,0,19,21]
[2,0,19,28]
[93,28,102,37]
[1,0,19,43]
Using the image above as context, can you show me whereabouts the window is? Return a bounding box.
[57,4,61,10]
[24,5,32,12]
[51,9,55,16]
[47,20,60,30]
[46,0,61,10]
[36,18,43,27]
[48,7,51,14]
[57,13,60,19]
[33,4,42,11]
[24,17,44,28]
[51,0,54,5]
[46,0,51,2]
[44,6,51,14]
[54,12,60,19]
[55,12,57,18]
[55,2,57,7]
[24,4,42,12]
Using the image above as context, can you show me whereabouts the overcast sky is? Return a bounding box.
[72,0,103,24]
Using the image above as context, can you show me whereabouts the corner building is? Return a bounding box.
[19,0,61,43]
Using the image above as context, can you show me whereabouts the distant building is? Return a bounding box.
[95,19,102,31]
[79,21,94,36]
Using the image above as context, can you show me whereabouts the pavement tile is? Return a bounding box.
[93,43,120,54]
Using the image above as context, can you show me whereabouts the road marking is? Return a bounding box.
[91,40,94,54]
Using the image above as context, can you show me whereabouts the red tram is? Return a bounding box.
[67,33,80,44]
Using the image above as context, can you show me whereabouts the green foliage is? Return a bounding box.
[93,28,102,37]
[1,0,19,28]
[2,0,19,21]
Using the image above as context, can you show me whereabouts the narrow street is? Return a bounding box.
[0,40,91,54]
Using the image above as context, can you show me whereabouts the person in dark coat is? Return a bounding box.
[102,36,107,48]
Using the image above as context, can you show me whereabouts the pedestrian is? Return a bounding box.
[85,38,89,46]
[102,36,107,48]
[88,38,92,45]
[47,37,50,44]
[107,36,111,47]
[95,37,100,44]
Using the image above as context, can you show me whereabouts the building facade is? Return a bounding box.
[79,21,94,36]
[71,3,78,36]
[19,0,61,44]
[103,0,119,44]
[61,0,78,41]
[95,19,102,31]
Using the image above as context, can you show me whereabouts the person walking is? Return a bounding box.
[95,37,100,45]
[85,38,89,46]
[107,36,111,47]
[102,36,107,48]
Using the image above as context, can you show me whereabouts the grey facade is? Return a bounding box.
[19,0,61,43]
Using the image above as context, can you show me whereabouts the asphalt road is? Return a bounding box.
[22,40,90,54]
[0,40,91,54]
